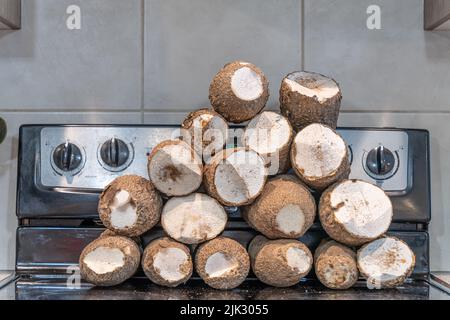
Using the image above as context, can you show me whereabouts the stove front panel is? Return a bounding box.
[17,125,430,223]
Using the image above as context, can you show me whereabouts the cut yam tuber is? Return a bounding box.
[141,237,193,287]
[195,237,250,290]
[147,140,203,196]
[204,147,268,206]
[243,111,294,175]
[319,179,393,246]
[243,175,316,239]
[248,235,313,287]
[161,193,227,244]
[79,235,141,287]
[314,239,359,290]
[181,108,229,163]
[291,123,350,190]
[280,71,342,131]
[357,236,415,288]
[209,61,269,123]
[98,175,162,237]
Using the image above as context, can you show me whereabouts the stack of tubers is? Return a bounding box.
[79,60,415,291]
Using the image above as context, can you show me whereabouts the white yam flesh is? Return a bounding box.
[83,247,125,274]
[148,141,202,196]
[109,190,137,229]
[153,247,190,282]
[285,72,340,104]
[231,67,264,101]
[293,124,346,178]
[181,110,228,163]
[212,149,267,206]
[205,252,239,278]
[358,237,415,288]
[331,180,392,239]
[243,111,293,175]
[161,193,227,244]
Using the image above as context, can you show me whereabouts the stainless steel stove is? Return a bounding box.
[1,124,449,300]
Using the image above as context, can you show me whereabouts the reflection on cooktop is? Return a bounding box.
[10,277,450,300]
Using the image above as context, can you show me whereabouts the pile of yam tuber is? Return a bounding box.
[79,61,415,291]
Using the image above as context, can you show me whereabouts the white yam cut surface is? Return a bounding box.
[285,72,339,103]
[293,124,346,178]
[286,247,311,273]
[244,111,291,154]
[109,190,137,229]
[149,143,202,195]
[214,150,266,204]
[331,180,392,238]
[276,204,304,235]
[153,247,189,282]
[205,252,238,278]
[231,67,263,101]
[358,237,414,283]
[162,193,227,244]
[83,247,125,274]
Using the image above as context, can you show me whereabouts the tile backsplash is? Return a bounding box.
[1,0,449,271]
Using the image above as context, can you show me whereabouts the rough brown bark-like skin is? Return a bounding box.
[209,61,269,123]
[319,179,392,246]
[314,239,358,290]
[203,148,268,206]
[195,237,250,290]
[290,125,350,191]
[98,175,162,237]
[79,236,141,287]
[248,235,312,287]
[357,236,416,289]
[243,112,294,175]
[243,175,316,239]
[181,108,228,161]
[99,229,142,249]
[141,237,193,287]
[147,139,203,196]
[279,71,342,131]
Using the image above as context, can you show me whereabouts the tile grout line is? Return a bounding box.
[301,0,305,70]
[140,0,145,124]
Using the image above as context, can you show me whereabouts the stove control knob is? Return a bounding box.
[53,142,83,172]
[366,145,396,176]
[100,138,129,168]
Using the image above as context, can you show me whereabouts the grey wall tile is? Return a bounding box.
[0,0,142,110]
[305,0,450,111]
[144,111,186,125]
[338,112,450,271]
[144,0,301,111]
[0,112,141,269]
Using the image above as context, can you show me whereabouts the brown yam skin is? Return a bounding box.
[249,236,312,287]
[99,229,142,249]
[181,108,228,160]
[147,139,203,196]
[357,237,416,289]
[79,236,141,287]
[98,175,162,237]
[141,237,193,287]
[195,237,250,290]
[243,175,316,239]
[279,71,342,131]
[290,125,350,191]
[319,179,391,246]
[203,148,267,206]
[209,61,269,123]
[314,239,359,290]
